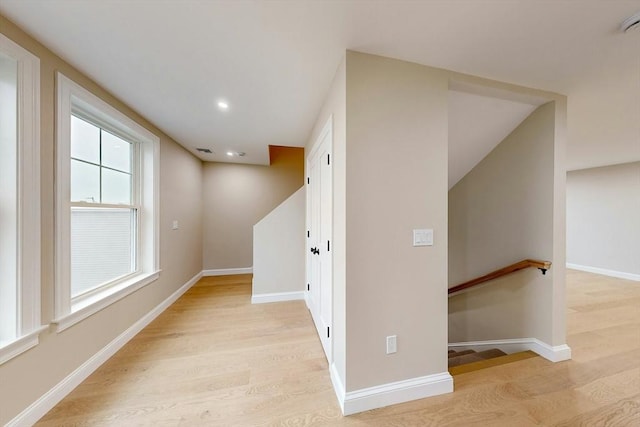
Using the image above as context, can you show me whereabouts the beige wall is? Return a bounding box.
[252,187,305,296]
[202,146,303,270]
[307,51,569,402]
[567,162,640,277]
[345,52,449,391]
[0,14,203,425]
[448,102,557,343]
[567,56,640,171]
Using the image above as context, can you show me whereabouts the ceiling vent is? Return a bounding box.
[621,12,640,32]
[196,148,213,154]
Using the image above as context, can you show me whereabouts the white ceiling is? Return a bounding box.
[0,1,638,168]
[448,91,540,189]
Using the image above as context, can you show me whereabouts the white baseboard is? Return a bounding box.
[330,362,346,414]
[330,361,452,416]
[330,358,453,416]
[202,267,253,276]
[341,372,453,415]
[567,263,640,282]
[7,271,202,427]
[529,339,572,362]
[449,337,571,363]
[251,291,305,304]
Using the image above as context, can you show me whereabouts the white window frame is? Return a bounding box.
[70,114,140,300]
[55,73,160,332]
[0,33,44,365]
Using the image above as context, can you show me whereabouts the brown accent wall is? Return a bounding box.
[202,146,304,270]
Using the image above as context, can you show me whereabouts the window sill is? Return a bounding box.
[0,325,49,365]
[53,270,160,332]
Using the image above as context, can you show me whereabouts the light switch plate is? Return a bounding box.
[172,220,179,230]
[413,229,433,246]
[386,335,397,354]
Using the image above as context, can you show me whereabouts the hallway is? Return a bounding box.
[37,271,640,426]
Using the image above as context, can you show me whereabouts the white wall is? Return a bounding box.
[567,162,640,280]
[252,187,305,301]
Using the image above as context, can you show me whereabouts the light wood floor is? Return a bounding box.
[36,271,640,426]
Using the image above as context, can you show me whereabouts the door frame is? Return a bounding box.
[305,115,333,363]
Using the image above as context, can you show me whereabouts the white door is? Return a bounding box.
[306,118,332,362]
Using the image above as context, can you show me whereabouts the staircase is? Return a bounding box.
[448,348,506,367]
[448,348,538,375]
[447,260,550,375]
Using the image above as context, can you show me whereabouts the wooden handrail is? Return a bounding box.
[448,259,551,296]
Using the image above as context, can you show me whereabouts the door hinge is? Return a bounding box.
[327,240,330,252]
[307,177,310,184]
[307,283,310,291]
[307,230,310,238]
[327,326,330,338]
[327,154,330,165]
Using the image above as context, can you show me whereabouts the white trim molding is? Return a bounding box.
[251,291,305,304]
[0,31,42,364]
[55,72,160,323]
[449,337,572,363]
[567,263,640,282]
[340,372,453,415]
[52,271,161,332]
[330,362,346,414]
[203,267,253,276]
[0,326,48,366]
[6,271,202,427]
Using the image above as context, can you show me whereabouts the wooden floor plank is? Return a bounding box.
[36,270,640,426]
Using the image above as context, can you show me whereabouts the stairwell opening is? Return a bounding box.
[446,80,558,371]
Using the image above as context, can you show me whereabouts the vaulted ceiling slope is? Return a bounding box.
[0,1,638,169]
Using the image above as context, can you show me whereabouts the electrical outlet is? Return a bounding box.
[172,220,179,230]
[386,335,397,354]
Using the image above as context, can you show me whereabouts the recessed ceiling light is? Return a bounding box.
[226,151,246,157]
[218,101,229,110]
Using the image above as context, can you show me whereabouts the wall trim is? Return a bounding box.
[449,337,572,363]
[0,325,48,366]
[251,291,305,304]
[6,271,202,427]
[330,362,346,414]
[202,267,253,276]
[341,372,453,416]
[567,263,640,282]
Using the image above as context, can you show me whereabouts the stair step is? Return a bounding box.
[449,350,538,376]
[448,348,506,368]
[448,349,476,358]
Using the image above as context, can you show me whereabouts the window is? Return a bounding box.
[55,73,159,331]
[0,34,42,364]
[70,116,137,298]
